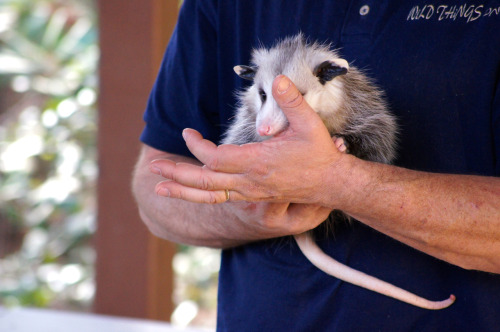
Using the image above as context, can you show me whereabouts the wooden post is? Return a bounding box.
[94,0,179,321]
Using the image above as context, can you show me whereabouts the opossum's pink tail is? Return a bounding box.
[294,232,456,310]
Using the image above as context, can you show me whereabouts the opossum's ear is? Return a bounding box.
[234,65,257,81]
[313,59,349,85]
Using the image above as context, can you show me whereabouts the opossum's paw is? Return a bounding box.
[333,136,348,153]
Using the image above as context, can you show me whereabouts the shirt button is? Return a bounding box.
[359,5,370,16]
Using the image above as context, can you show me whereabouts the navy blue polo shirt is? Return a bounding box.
[141,1,500,330]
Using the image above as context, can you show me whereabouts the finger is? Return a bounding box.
[271,75,326,132]
[285,203,333,234]
[182,128,260,173]
[155,180,245,204]
[288,203,332,221]
[150,159,236,191]
[150,159,279,202]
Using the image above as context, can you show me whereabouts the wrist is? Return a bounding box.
[320,153,376,211]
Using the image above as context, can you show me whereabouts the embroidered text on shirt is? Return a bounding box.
[407,4,500,23]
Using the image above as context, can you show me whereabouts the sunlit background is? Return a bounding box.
[0,0,97,310]
[0,0,219,329]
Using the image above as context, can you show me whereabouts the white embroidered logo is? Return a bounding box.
[407,4,500,23]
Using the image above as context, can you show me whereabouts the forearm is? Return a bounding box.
[331,155,500,273]
[132,147,249,248]
[133,178,226,248]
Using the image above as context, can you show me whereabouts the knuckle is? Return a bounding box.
[176,189,186,202]
[243,180,278,202]
[282,89,304,109]
[205,191,220,204]
[251,163,271,178]
[206,154,220,171]
[197,168,215,190]
[242,181,260,199]
[170,168,182,184]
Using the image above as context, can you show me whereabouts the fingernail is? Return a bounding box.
[277,76,291,94]
[150,166,162,176]
[182,129,190,141]
[156,187,170,197]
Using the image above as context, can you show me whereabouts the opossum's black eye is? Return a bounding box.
[259,88,267,103]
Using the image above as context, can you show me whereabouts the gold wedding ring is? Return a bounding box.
[224,189,230,202]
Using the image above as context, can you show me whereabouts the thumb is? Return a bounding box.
[272,75,323,131]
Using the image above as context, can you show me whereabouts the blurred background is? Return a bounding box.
[0,0,219,329]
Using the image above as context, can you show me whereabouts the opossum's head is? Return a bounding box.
[234,34,349,138]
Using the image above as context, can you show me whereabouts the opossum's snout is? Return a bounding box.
[256,98,288,138]
[233,65,289,138]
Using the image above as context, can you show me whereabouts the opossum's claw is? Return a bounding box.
[333,136,348,153]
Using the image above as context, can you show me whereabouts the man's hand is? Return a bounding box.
[223,201,332,239]
[136,144,334,247]
[152,75,347,209]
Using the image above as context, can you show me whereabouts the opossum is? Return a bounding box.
[222,34,456,310]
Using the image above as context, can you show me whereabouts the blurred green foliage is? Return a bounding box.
[0,1,219,327]
[172,245,219,327]
[0,0,97,310]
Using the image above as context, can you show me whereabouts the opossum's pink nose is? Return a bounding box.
[258,125,270,136]
[257,125,277,137]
